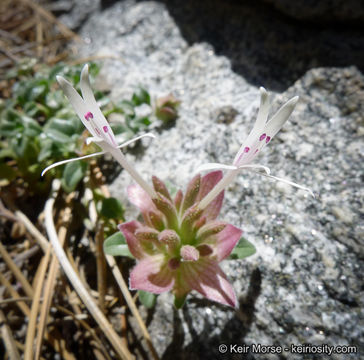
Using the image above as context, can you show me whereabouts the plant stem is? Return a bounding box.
[198,169,239,210]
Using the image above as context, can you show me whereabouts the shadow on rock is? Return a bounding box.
[161,268,262,359]
[144,0,364,92]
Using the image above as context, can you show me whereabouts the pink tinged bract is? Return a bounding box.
[127,184,157,215]
[129,255,175,294]
[181,258,237,308]
[118,221,144,260]
[215,224,242,261]
[196,171,224,220]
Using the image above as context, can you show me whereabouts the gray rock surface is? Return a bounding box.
[63,0,363,358]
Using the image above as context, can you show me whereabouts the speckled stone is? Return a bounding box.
[67,1,363,358]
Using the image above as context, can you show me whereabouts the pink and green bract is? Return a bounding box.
[119,171,242,308]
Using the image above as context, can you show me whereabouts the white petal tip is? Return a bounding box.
[81,64,89,77]
[56,75,66,85]
[289,96,299,107]
[259,87,268,96]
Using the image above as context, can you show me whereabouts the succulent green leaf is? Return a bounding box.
[103,231,134,258]
[100,197,124,219]
[138,290,157,308]
[229,237,256,260]
[132,88,151,106]
[61,161,87,192]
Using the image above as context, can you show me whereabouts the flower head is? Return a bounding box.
[155,93,180,122]
[56,65,118,150]
[41,65,157,199]
[197,88,313,210]
[120,171,242,308]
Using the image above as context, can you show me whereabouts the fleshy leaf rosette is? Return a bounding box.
[119,171,242,308]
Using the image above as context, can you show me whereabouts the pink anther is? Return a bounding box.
[259,133,266,141]
[84,112,93,121]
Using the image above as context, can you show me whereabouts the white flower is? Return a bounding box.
[42,65,156,198]
[197,87,314,210]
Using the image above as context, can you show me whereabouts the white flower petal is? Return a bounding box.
[264,96,299,139]
[41,151,105,176]
[86,136,104,145]
[255,171,315,197]
[79,64,118,148]
[56,76,94,135]
[116,132,156,149]
[234,87,270,165]
[196,163,271,175]
[196,163,239,172]
[238,164,271,174]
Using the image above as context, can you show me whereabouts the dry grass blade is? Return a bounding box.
[88,167,160,360]
[45,180,133,360]
[24,248,51,360]
[105,255,160,360]
[15,211,49,253]
[0,272,30,317]
[18,0,82,41]
[0,242,34,297]
[56,305,113,360]
[34,196,73,360]
[0,308,21,360]
[95,223,107,313]
[0,297,32,305]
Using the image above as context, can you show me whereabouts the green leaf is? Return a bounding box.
[100,197,124,219]
[138,290,157,308]
[103,231,134,258]
[229,237,256,260]
[44,128,71,143]
[132,87,151,106]
[46,118,78,136]
[61,161,87,192]
[118,100,135,117]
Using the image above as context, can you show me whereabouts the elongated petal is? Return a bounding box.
[215,224,242,261]
[118,221,144,259]
[129,255,175,294]
[196,163,238,172]
[234,87,269,164]
[117,133,155,149]
[197,171,224,220]
[127,184,157,215]
[56,76,94,135]
[181,258,237,307]
[42,133,155,176]
[80,65,118,147]
[264,96,299,140]
[257,172,315,197]
[197,162,271,175]
[41,151,105,176]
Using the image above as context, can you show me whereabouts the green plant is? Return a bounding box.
[0,60,156,196]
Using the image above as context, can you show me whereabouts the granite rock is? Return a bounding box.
[65,1,363,358]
